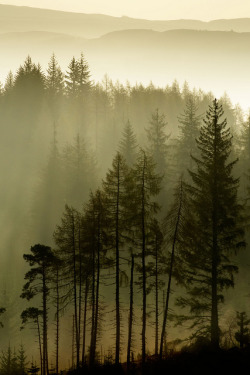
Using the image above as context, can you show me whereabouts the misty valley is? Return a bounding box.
[0,41,250,375]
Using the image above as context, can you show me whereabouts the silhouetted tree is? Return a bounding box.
[119,120,138,167]
[103,152,129,364]
[176,99,245,348]
[235,311,250,348]
[132,149,162,364]
[20,307,43,374]
[21,244,57,375]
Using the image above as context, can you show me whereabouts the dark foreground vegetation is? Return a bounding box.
[0,53,250,374]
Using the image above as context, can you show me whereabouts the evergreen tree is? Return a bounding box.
[21,244,57,375]
[177,95,202,177]
[235,311,250,348]
[132,149,162,364]
[176,99,245,348]
[146,109,169,176]
[119,120,138,166]
[20,308,42,374]
[102,152,129,364]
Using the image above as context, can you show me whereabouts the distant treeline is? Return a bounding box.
[0,54,250,374]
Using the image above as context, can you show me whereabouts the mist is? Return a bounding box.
[0,3,250,375]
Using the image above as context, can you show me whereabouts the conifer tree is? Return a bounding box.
[176,99,245,348]
[119,120,138,167]
[146,109,169,176]
[177,95,202,177]
[132,149,162,364]
[102,152,129,364]
[234,311,250,348]
[21,245,57,375]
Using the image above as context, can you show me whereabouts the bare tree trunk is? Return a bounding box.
[115,160,120,365]
[55,266,59,375]
[127,254,134,370]
[141,157,146,366]
[42,265,48,375]
[82,279,89,364]
[89,238,96,367]
[72,218,80,367]
[72,315,75,369]
[155,238,159,356]
[93,224,101,364]
[37,317,43,375]
[160,181,183,359]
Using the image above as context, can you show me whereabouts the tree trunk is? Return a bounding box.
[37,317,43,375]
[55,266,59,375]
[127,254,134,370]
[155,238,159,356]
[115,160,120,365]
[141,156,146,366]
[72,218,80,367]
[82,279,89,364]
[160,181,183,359]
[42,265,48,375]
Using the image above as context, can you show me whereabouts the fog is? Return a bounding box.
[0,4,250,374]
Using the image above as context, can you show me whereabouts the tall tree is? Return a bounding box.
[146,109,169,176]
[21,244,57,375]
[132,149,162,364]
[176,99,245,348]
[177,95,202,177]
[119,120,138,167]
[103,152,129,364]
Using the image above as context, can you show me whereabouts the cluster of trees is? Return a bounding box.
[0,54,250,372]
[21,97,249,373]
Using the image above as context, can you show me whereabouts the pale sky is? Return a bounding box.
[0,0,250,20]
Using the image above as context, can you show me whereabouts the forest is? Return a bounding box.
[0,53,250,374]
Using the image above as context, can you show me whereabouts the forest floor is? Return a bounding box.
[67,347,250,375]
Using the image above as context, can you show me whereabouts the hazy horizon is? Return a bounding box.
[1,0,250,21]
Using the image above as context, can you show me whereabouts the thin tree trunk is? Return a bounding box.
[72,315,75,369]
[115,159,120,365]
[72,218,80,368]
[78,218,82,359]
[93,220,101,364]
[42,265,48,375]
[155,237,159,356]
[160,181,183,359]
[127,254,134,370]
[37,317,43,375]
[55,266,59,375]
[141,156,146,366]
[82,279,89,364]
[89,234,96,367]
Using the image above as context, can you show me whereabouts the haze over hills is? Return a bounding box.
[2,4,250,38]
[1,4,250,109]
[1,27,250,109]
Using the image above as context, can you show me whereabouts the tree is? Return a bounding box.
[177,95,202,177]
[102,152,130,364]
[53,206,82,369]
[146,109,169,176]
[83,190,108,367]
[119,120,138,167]
[21,244,57,375]
[235,311,250,348]
[176,99,245,348]
[159,179,187,359]
[20,308,43,373]
[132,149,162,364]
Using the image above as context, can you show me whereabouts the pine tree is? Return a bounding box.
[132,149,162,364]
[21,308,42,375]
[119,120,138,167]
[146,109,169,176]
[177,95,202,177]
[102,152,129,364]
[176,99,245,348]
[21,245,57,375]
[235,311,250,348]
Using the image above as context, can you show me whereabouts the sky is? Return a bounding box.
[1,0,250,20]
